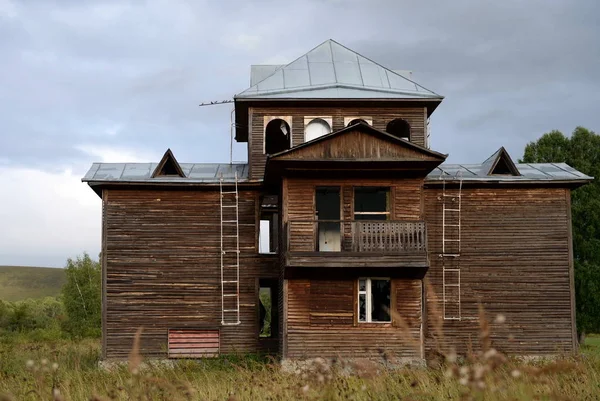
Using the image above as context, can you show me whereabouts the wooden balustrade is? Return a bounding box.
[286,220,427,253]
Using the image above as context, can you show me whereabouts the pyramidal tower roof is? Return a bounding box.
[235,39,442,100]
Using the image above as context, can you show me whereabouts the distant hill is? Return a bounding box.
[0,266,66,302]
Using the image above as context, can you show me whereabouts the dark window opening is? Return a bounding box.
[265,119,291,154]
[358,278,391,323]
[160,159,182,176]
[386,118,411,141]
[347,118,368,126]
[354,187,390,220]
[258,279,278,338]
[259,211,279,254]
[491,158,513,175]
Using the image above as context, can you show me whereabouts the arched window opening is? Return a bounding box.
[265,119,291,154]
[305,118,331,142]
[386,119,411,141]
[347,118,369,127]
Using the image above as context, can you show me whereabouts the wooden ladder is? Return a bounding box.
[220,171,241,326]
[440,172,463,320]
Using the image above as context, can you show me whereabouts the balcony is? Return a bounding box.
[284,220,429,269]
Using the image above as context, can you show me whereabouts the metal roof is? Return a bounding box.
[82,161,591,185]
[236,39,441,100]
[82,163,249,183]
[426,162,592,182]
[250,65,284,86]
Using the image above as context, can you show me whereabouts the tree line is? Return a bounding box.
[0,253,100,339]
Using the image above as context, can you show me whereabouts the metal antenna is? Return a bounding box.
[230,108,235,165]
[197,99,236,164]
[198,99,234,107]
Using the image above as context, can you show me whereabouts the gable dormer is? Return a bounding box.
[152,149,186,178]
[480,147,521,176]
[233,39,444,180]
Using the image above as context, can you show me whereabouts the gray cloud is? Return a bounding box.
[0,0,599,266]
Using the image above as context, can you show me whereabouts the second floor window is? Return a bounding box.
[358,278,391,323]
[354,187,390,220]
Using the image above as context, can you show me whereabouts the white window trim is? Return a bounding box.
[344,117,373,127]
[303,116,332,142]
[358,277,391,323]
[263,116,292,154]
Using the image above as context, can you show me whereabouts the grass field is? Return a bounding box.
[0,266,65,302]
[0,335,598,401]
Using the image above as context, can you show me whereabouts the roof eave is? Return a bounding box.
[424,178,593,188]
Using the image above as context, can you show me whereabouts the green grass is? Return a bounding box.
[0,338,599,401]
[584,334,600,349]
[0,266,65,302]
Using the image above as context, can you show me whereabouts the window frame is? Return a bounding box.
[258,211,278,254]
[353,187,391,220]
[263,116,292,155]
[357,277,392,323]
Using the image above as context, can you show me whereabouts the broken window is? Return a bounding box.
[345,118,372,127]
[358,278,391,323]
[265,118,291,154]
[386,118,411,141]
[354,187,390,220]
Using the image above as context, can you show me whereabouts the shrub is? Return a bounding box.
[61,253,101,338]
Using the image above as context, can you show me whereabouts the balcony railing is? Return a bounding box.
[286,220,427,254]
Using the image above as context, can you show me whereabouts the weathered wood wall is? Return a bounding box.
[102,188,279,359]
[284,279,423,359]
[249,106,427,180]
[423,187,576,355]
[101,181,576,360]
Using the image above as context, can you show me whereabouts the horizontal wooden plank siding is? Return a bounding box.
[423,187,575,355]
[285,279,423,359]
[168,329,219,358]
[103,188,279,359]
[250,106,427,179]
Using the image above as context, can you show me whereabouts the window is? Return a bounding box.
[304,117,332,142]
[358,278,391,323]
[386,118,411,141]
[264,118,291,154]
[354,187,390,220]
[344,117,372,127]
[259,211,278,254]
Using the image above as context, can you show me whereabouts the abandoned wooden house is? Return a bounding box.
[83,39,592,362]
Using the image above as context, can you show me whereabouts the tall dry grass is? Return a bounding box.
[1,283,599,400]
[0,334,599,400]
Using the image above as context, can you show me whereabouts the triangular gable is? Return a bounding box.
[236,39,441,100]
[151,149,186,178]
[480,147,520,176]
[269,123,447,162]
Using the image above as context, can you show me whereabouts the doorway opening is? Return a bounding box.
[258,279,278,338]
[315,186,341,252]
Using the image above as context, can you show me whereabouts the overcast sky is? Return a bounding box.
[1,0,599,267]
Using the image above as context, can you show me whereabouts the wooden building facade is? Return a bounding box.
[84,40,591,362]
